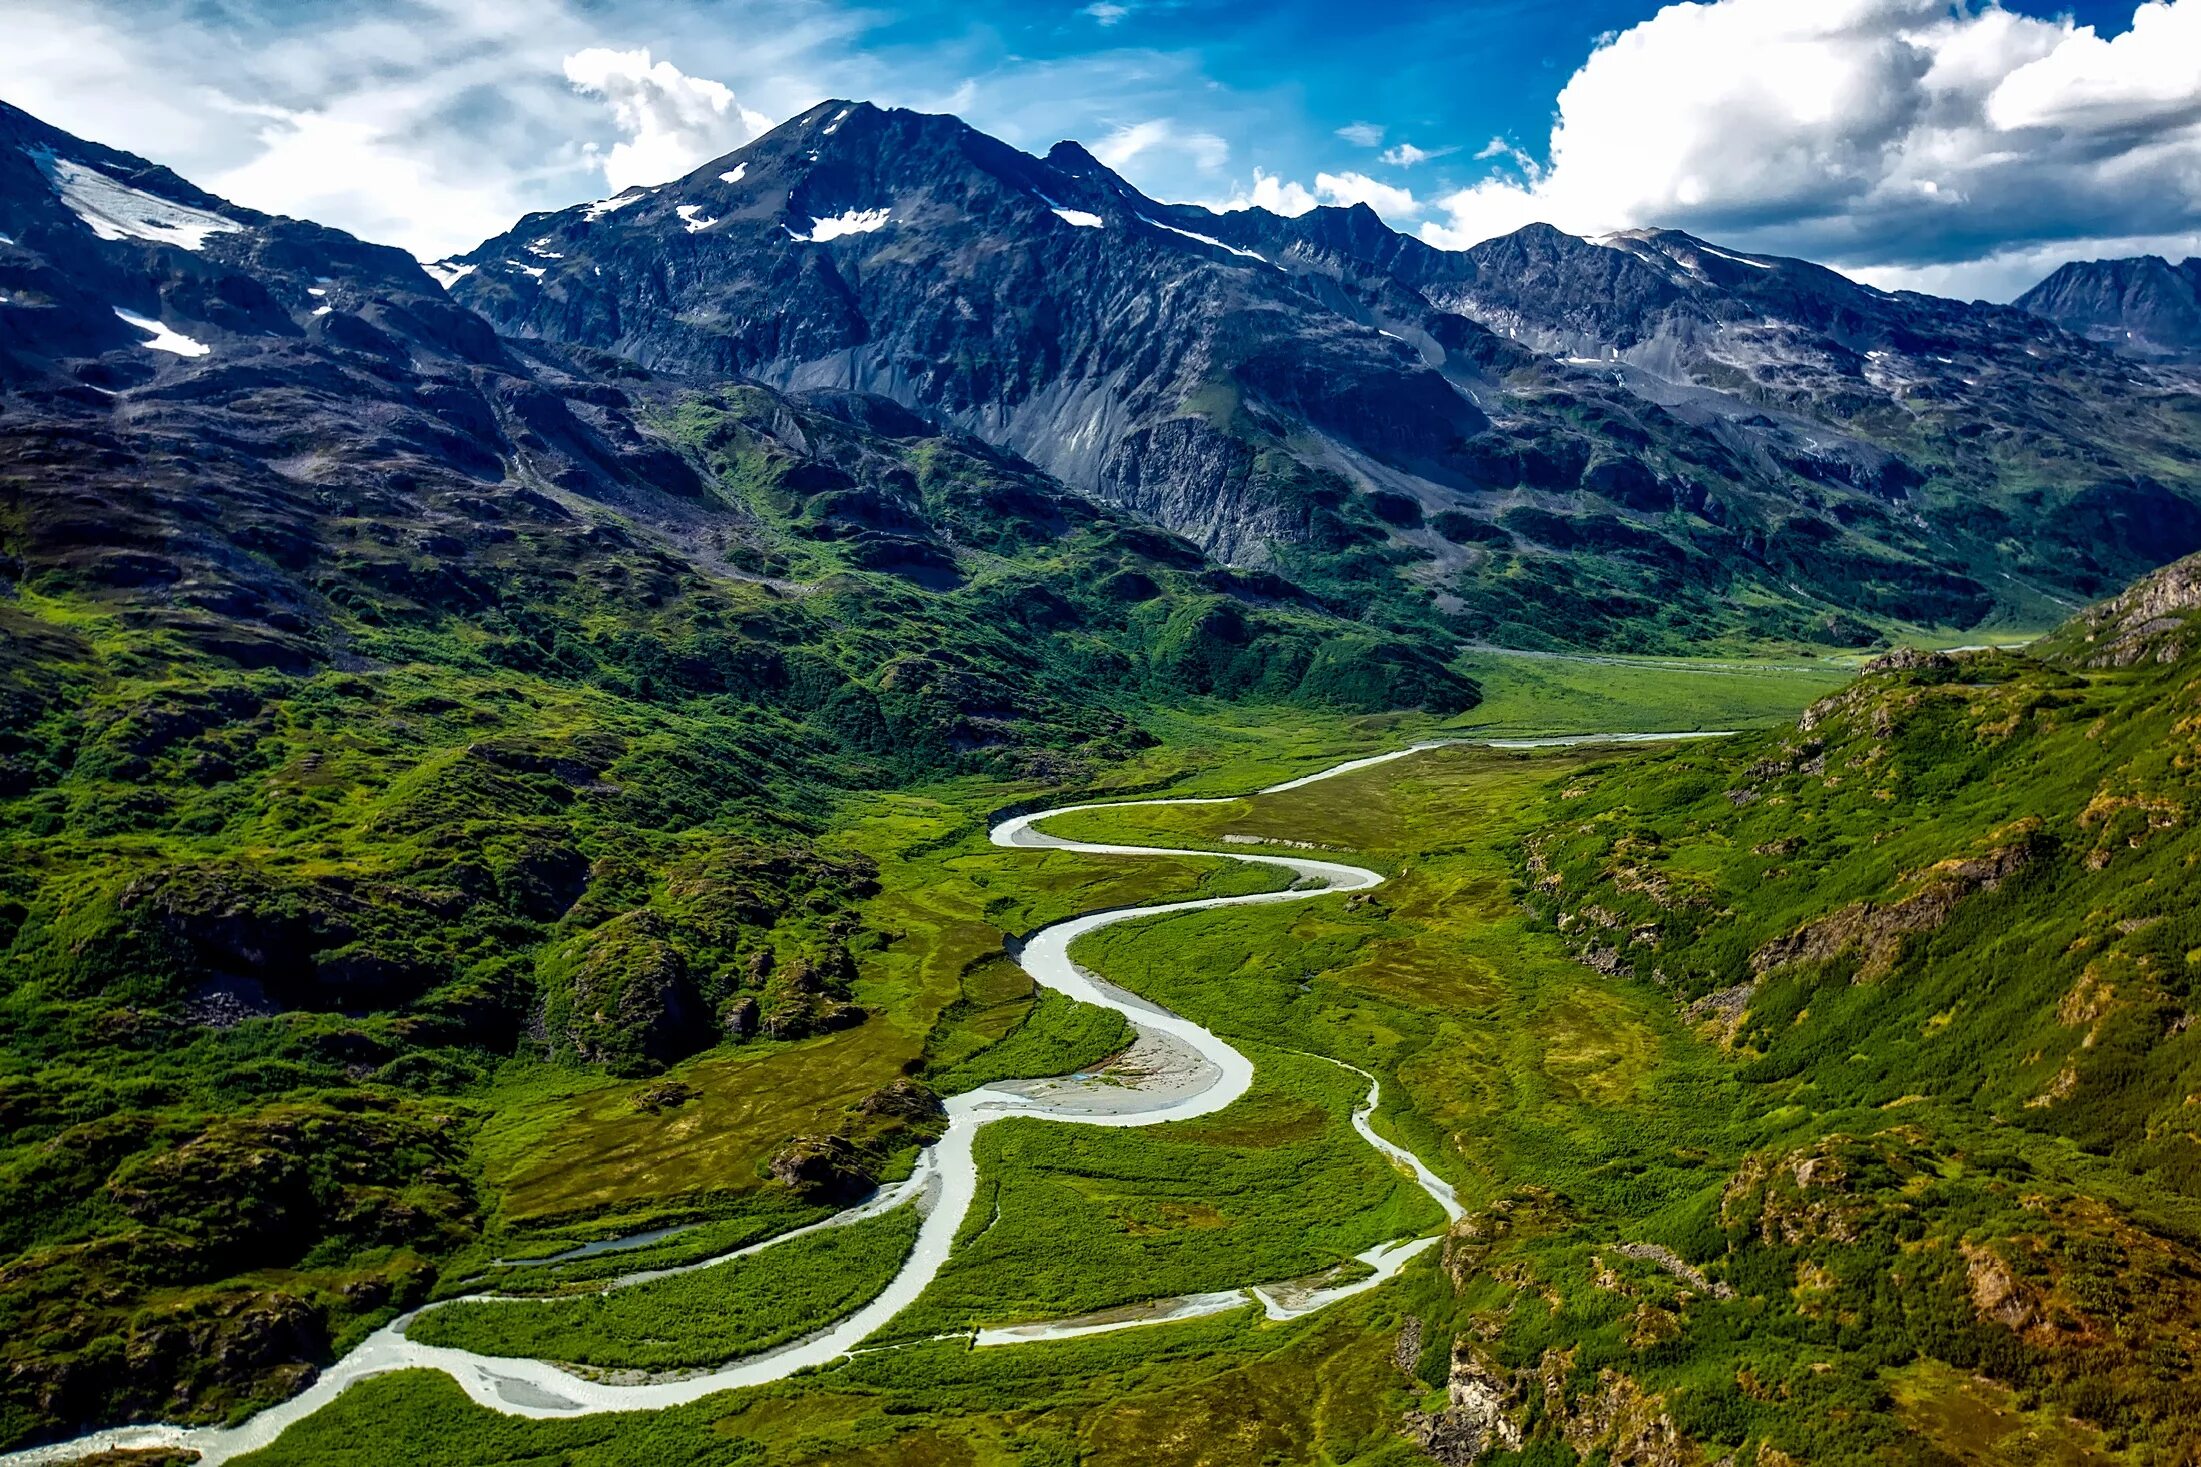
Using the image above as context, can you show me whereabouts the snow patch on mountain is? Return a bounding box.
[720,164,747,184]
[1139,217,1271,265]
[1698,243,1772,270]
[33,150,242,252]
[423,261,475,289]
[112,306,209,356]
[789,208,892,243]
[676,204,718,233]
[583,191,644,221]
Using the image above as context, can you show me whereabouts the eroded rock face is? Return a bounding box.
[1404,1342,1523,1465]
[767,1134,874,1203]
[1403,1337,1703,1467]
[2016,255,2201,363]
[1557,1368,1689,1467]
[2049,548,2201,666]
[1749,821,2049,982]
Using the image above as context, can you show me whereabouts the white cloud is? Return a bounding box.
[1416,0,2201,298]
[1335,121,1385,148]
[1082,2,1130,24]
[1095,118,1229,172]
[1209,168,1418,223]
[1988,0,2201,131]
[1314,170,1420,219]
[562,47,767,193]
[1380,142,1433,167]
[214,103,533,254]
[1852,228,2201,300]
[1212,167,1320,215]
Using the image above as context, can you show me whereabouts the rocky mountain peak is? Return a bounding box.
[2015,254,2201,362]
[430,99,2201,649]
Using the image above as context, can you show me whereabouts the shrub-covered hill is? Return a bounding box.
[0,101,1475,1449]
[1498,553,2201,1460]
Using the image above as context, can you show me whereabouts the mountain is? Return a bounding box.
[451,101,2201,652]
[0,96,1478,1448]
[2015,254,2201,363]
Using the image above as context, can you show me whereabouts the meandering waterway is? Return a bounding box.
[6,734,1718,1466]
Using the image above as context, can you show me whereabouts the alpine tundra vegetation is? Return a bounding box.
[3,1,2201,1463]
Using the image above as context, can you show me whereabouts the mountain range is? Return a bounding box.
[446,99,2201,650]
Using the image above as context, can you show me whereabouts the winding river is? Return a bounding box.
[7,734,1716,1467]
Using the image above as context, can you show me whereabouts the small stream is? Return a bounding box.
[5,734,1714,1466]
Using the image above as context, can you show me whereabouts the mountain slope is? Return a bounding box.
[443,101,1488,572]
[1189,209,2201,609]
[1508,556,2201,1461]
[453,101,2201,653]
[2016,254,2201,364]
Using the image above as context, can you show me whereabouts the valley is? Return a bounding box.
[1,68,2198,1467]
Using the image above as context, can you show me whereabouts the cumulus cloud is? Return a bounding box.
[1211,168,1318,215]
[1315,170,1419,218]
[1095,118,1229,172]
[563,47,769,192]
[1211,168,1417,222]
[0,0,844,259]
[1417,0,2201,296]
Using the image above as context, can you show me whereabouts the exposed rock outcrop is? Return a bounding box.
[1749,821,2048,982]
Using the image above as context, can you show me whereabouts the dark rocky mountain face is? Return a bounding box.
[1155,212,2201,626]
[0,97,1459,727]
[0,97,715,678]
[2015,255,2201,363]
[445,101,1488,574]
[455,103,2201,649]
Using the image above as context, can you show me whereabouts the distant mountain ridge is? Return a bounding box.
[449,99,2201,651]
[2016,254,2201,363]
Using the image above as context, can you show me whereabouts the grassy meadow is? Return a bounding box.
[230,651,1865,1465]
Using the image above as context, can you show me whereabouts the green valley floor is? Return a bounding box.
[155,648,2137,1467]
[31,635,2194,1466]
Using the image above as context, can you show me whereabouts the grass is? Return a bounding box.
[882,1046,1444,1341]
[407,1206,921,1371]
[1446,645,1854,736]
[230,734,1764,1464]
[925,989,1134,1094]
[11,633,1867,1459]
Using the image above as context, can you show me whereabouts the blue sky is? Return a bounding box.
[5,0,2197,298]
